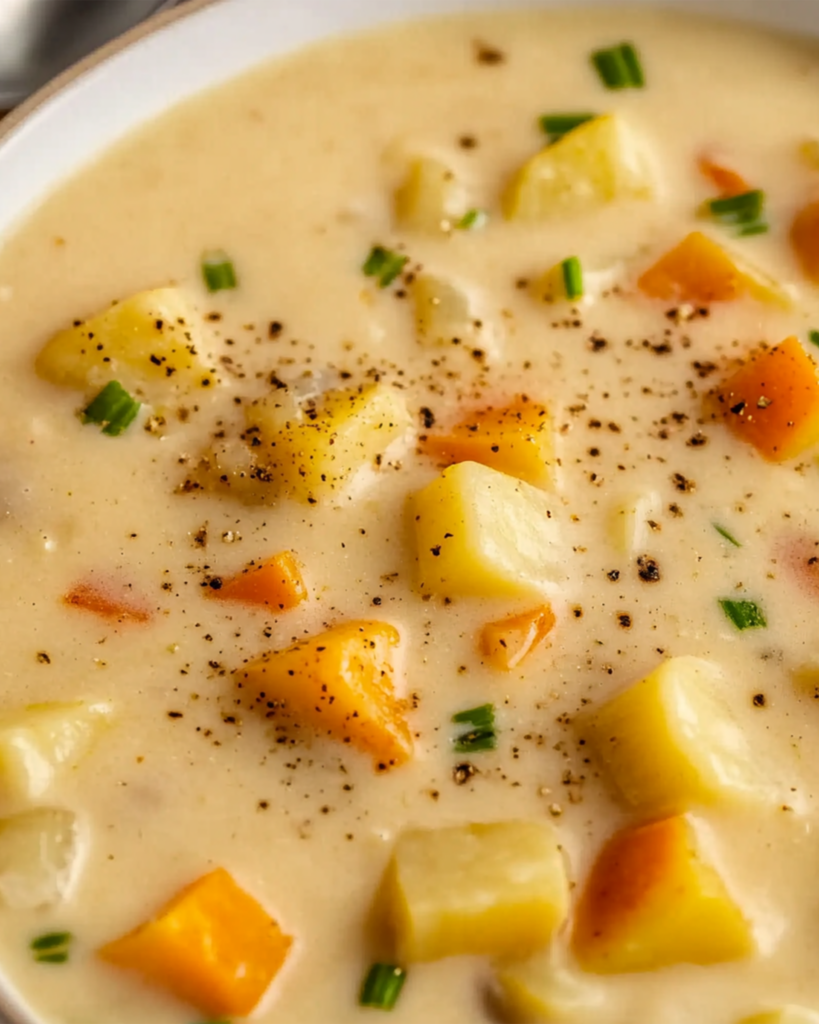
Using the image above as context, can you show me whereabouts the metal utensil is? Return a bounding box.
[0,0,179,109]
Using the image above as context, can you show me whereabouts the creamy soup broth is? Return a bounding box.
[1,5,819,1023]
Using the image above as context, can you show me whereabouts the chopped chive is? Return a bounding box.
[736,222,769,237]
[30,932,72,952]
[809,330,819,348]
[561,256,584,301]
[709,190,764,223]
[591,42,644,89]
[201,250,237,293]
[619,42,645,87]
[713,523,742,548]
[456,208,488,230]
[452,703,495,729]
[719,598,767,631]
[362,245,408,288]
[360,963,407,1011]
[539,112,596,143]
[81,381,141,437]
[34,951,69,964]
[453,729,497,754]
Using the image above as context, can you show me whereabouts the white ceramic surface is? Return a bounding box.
[0,0,817,1019]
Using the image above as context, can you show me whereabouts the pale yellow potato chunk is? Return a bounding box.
[494,952,604,1023]
[740,1008,819,1024]
[35,287,215,394]
[0,809,79,909]
[395,156,466,232]
[504,115,654,221]
[0,701,112,801]
[582,657,772,815]
[607,490,662,556]
[413,273,483,349]
[381,820,569,962]
[412,461,563,599]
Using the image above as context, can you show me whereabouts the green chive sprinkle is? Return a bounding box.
[452,703,495,729]
[737,222,769,237]
[201,251,237,293]
[362,245,409,288]
[591,42,645,89]
[34,952,69,964]
[713,523,742,548]
[360,963,407,1011]
[81,381,141,437]
[456,209,488,230]
[540,113,596,143]
[719,598,767,631]
[619,42,645,87]
[453,729,497,754]
[809,330,819,348]
[708,190,768,236]
[30,932,72,952]
[561,256,584,301]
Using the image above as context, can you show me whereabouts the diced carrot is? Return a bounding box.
[791,199,819,284]
[64,581,150,623]
[236,620,412,769]
[98,867,292,1017]
[212,550,307,610]
[480,605,555,671]
[419,396,552,487]
[713,336,819,461]
[637,231,747,303]
[698,155,751,198]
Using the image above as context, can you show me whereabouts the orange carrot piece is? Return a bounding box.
[698,155,751,198]
[99,867,292,1018]
[420,396,552,487]
[480,605,555,671]
[713,336,819,461]
[637,231,747,304]
[778,534,819,601]
[64,581,150,623]
[791,199,819,284]
[213,550,307,610]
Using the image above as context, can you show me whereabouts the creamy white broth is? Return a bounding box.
[2,4,819,1023]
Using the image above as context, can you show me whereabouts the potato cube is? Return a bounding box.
[0,809,79,909]
[0,701,112,801]
[413,273,485,350]
[413,461,563,599]
[607,491,662,556]
[573,815,755,972]
[740,1009,819,1024]
[381,820,569,962]
[582,656,772,815]
[504,115,654,221]
[236,620,411,769]
[494,952,604,1023]
[35,287,215,395]
[395,157,466,233]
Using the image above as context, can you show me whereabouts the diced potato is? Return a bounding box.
[480,604,555,671]
[236,620,411,768]
[608,491,662,556]
[413,273,485,350]
[395,157,466,233]
[494,952,604,1023]
[504,115,654,221]
[246,383,410,504]
[192,436,272,503]
[0,701,112,801]
[0,809,79,909]
[35,287,215,395]
[713,337,819,462]
[99,867,292,1018]
[412,461,563,599]
[740,1009,819,1024]
[582,656,772,815]
[791,660,819,702]
[420,396,553,487]
[381,820,569,962]
[573,815,755,972]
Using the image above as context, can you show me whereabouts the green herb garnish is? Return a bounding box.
[591,42,645,89]
[30,932,72,964]
[453,730,498,754]
[201,250,237,292]
[362,245,409,288]
[456,208,488,231]
[539,113,596,143]
[561,256,584,301]
[719,598,767,631]
[708,190,768,236]
[452,703,495,729]
[713,523,742,548]
[81,381,141,436]
[810,330,819,349]
[360,963,407,1011]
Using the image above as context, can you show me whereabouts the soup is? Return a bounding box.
[1,4,819,1022]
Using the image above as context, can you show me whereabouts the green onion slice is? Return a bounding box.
[34,951,69,964]
[708,190,764,223]
[809,330,819,348]
[201,250,238,293]
[453,729,497,754]
[81,381,141,437]
[561,256,584,301]
[540,113,596,143]
[713,523,741,548]
[456,209,488,230]
[362,245,409,288]
[30,932,72,952]
[452,703,495,729]
[591,42,645,89]
[619,42,645,87]
[719,598,767,631]
[360,963,407,1011]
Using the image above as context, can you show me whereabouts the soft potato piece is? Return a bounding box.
[236,620,411,769]
[573,815,755,973]
[413,273,485,350]
[504,115,654,221]
[480,605,555,671]
[740,1009,819,1024]
[420,396,552,487]
[413,461,563,599]
[395,157,466,232]
[35,287,214,394]
[582,656,772,815]
[713,337,819,462]
[382,820,569,962]
[0,701,112,801]
[0,808,80,909]
[494,952,604,1023]
[607,491,662,557]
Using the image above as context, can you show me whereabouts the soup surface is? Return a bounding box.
[3,5,819,1023]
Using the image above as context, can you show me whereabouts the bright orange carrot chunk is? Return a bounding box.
[420,397,552,487]
[714,337,819,461]
[791,199,819,284]
[698,155,751,198]
[480,605,555,670]
[98,867,292,1017]
[64,581,150,623]
[212,550,307,610]
[236,620,412,769]
[573,816,754,973]
[637,231,747,303]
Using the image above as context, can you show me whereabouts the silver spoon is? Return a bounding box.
[0,0,179,109]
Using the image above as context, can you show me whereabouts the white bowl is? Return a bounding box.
[0,0,817,1020]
